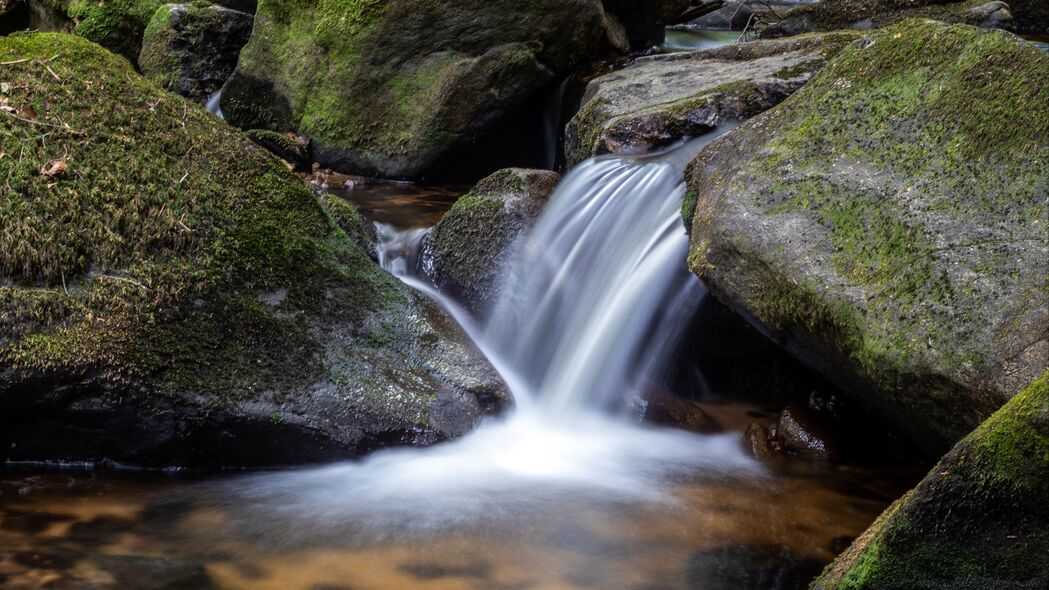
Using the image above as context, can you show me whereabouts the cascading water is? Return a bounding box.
[207,127,757,545]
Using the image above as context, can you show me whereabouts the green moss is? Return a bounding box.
[41,0,165,63]
[430,194,510,288]
[767,0,1000,35]
[816,373,1049,589]
[0,32,400,406]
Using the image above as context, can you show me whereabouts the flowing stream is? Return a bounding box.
[0,132,922,589]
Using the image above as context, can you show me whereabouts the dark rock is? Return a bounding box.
[814,373,1049,588]
[245,129,312,172]
[139,2,254,103]
[760,0,1014,38]
[94,555,213,590]
[565,32,859,165]
[643,393,721,433]
[221,0,631,179]
[0,509,76,534]
[602,0,691,47]
[0,34,509,469]
[1010,0,1049,33]
[67,515,137,545]
[398,561,490,580]
[422,168,560,316]
[685,20,1048,454]
[744,421,776,460]
[829,535,855,554]
[775,405,837,459]
[23,0,163,63]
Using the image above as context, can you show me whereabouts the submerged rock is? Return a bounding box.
[423,168,560,316]
[684,20,1048,453]
[642,392,721,433]
[813,372,1049,588]
[220,0,630,180]
[760,0,1014,38]
[775,405,837,459]
[0,33,509,468]
[565,32,858,165]
[139,1,253,103]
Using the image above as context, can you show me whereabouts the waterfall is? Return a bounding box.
[218,128,755,541]
[206,90,225,120]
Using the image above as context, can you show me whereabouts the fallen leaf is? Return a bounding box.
[0,83,9,94]
[40,158,68,178]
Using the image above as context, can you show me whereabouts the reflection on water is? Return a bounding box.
[309,172,463,229]
[0,398,921,590]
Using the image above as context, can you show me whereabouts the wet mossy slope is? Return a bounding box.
[0,33,507,467]
[685,20,1049,453]
[812,372,1049,589]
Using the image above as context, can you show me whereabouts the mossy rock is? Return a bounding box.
[565,32,859,166]
[760,0,1014,38]
[138,1,253,103]
[812,372,1049,589]
[31,1,166,64]
[423,168,560,316]
[220,0,630,180]
[0,32,508,467]
[684,20,1048,454]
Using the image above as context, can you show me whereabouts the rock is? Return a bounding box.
[643,392,721,433]
[760,0,1015,38]
[422,168,560,316]
[245,129,312,172]
[1009,0,1049,34]
[744,421,776,459]
[813,372,1049,588]
[687,1,756,30]
[138,2,253,103]
[94,555,213,590]
[565,32,859,166]
[775,404,837,459]
[602,0,691,48]
[12,552,75,570]
[687,544,824,590]
[26,1,165,63]
[0,33,509,468]
[221,0,630,180]
[684,20,1049,454]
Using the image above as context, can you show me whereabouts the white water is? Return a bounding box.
[216,129,756,541]
[206,89,225,120]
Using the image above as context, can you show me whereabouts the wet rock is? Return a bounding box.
[12,551,75,570]
[814,373,1049,588]
[423,168,560,316]
[687,544,824,590]
[221,0,631,179]
[0,33,509,469]
[775,405,837,460]
[139,2,254,103]
[245,129,312,172]
[685,20,1049,453]
[686,1,757,30]
[398,561,490,580]
[643,393,721,433]
[760,0,1015,38]
[744,421,776,460]
[565,31,859,165]
[94,555,214,590]
[829,535,855,554]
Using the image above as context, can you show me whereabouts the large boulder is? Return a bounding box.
[565,32,858,166]
[0,33,509,468]
[812,372,1049,588]
[139,2,253,103]
[760,0,1014,38]
[422,168,560,316]
[684,20,1048,454]
[28,1,165,63]
[602,0,691,47]
[220,0,630,180]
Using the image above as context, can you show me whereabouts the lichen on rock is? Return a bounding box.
[684,19,1049,453]
[760,0,1015,38]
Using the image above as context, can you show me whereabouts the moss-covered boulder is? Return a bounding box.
[0,32,509,468]
[565,32,858,166]
[760,0,1014,38]
[422,168,560,316]
[138,1,253,103]
[29,1,165,63]
[220,0,631,180]
[812,372,1049,589]
[684,20,1048,454]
